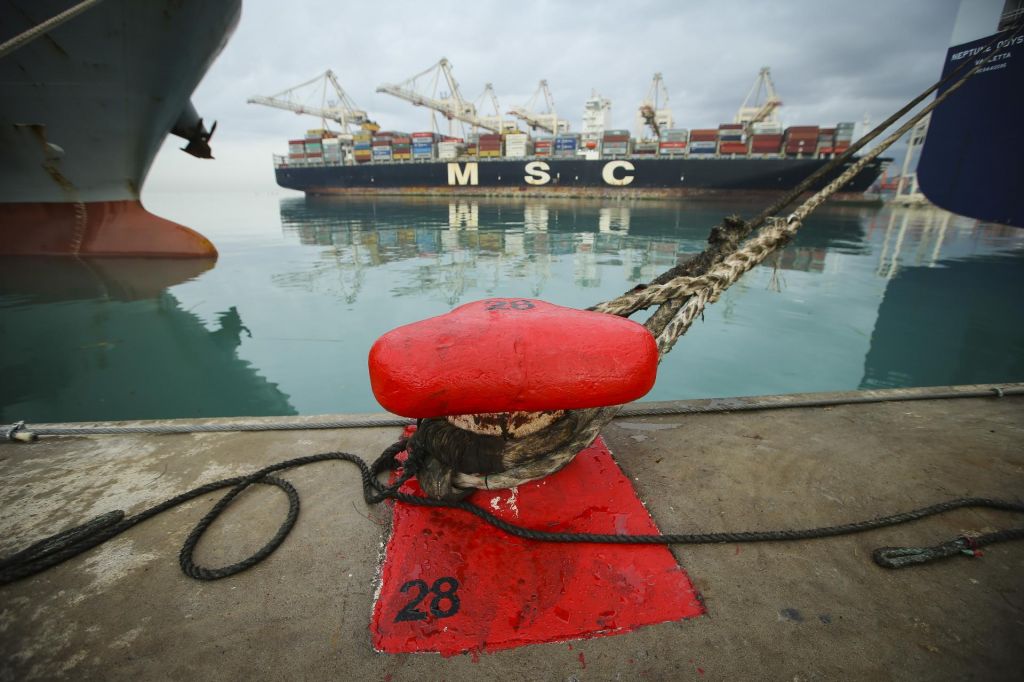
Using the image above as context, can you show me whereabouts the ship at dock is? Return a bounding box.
[0,0,241,257]
[255,64,887,200]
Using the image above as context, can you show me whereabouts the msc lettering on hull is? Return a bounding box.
[602,161,635,186]
[447,163,479,186]
[446,161,637,187]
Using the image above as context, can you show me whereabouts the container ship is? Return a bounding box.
[257,66,886,200]
[0,0,241,257]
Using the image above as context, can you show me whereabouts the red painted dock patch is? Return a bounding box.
[371,435,704,656]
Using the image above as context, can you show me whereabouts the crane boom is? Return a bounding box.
[636,72,672,139]
[475,83,508,133]
[735,67,782,127]
[508,80,566,134]
[376,58,501,134]
[247,70,377,133]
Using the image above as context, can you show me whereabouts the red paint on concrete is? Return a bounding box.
[371,435,704,656]
[368,298,658,417]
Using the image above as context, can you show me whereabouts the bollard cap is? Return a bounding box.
[368,298,658,418]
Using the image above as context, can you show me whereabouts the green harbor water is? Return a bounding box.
[2,193,1023,423]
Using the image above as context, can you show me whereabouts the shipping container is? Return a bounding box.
[689,129,718,141]
[719,142,748,154]
[750,122,783,134]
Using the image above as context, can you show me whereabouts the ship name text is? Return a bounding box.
[446,161,636,187]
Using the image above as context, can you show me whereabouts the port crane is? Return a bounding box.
[376,58,502,135]
[475,83,509,134]
[735,66,782,127]
[636,72,673,139]
[247,70,378,134]
[508,80,567,134]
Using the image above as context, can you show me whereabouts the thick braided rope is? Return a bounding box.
[593,220,794,317]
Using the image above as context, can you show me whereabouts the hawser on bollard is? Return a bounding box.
[368,297,659,500]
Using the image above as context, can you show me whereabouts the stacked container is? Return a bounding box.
[718,123,746,155]
[601,129,631,157]
[633,141,658,155]
[750,121,783,135]
[834,122,855,153]
[718,124,744,141]
[749,134,783,155]
[817,128,836,154]
[353,132,372,164]
[478,133,503,158]
[659,129,688,156]
[304,136,323,162]
[504,133,531,158]
[784,126,819,156]
[288,139,306,163]
[412,132,437,160]
[392,134,412,161]
[534,136,553,157]
[322,137,342,164]
[372,132,393,162]
[554,133,579,157]
[438,141,466,160]
[688,129,718,155]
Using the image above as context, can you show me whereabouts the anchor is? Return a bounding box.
[368,297,659,500]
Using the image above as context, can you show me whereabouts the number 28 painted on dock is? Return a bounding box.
[446,161,635,187]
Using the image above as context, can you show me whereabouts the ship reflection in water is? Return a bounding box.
[2,195,1023,422]
[0,258,296,423]
[275,197,861,303]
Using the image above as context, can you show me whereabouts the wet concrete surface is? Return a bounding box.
[1,387,1022,680]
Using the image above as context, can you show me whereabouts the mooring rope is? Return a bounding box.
[2,437,1022,586]
[0,0,107,60]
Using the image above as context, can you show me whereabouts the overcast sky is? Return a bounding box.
[145,0,962,193]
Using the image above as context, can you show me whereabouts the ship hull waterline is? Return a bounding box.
[0,0,242,257]
[275,156,887,202]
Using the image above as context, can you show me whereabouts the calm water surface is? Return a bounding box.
[2,193,1023,422]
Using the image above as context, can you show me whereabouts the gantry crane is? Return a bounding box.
[475,83,508,134]
[508,80,567,134]
[636,72,673,140]
[247,70,378,134]
[376,58,501,135]
[735,67,782,127]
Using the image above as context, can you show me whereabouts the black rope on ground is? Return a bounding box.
[2,440,1023,585]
